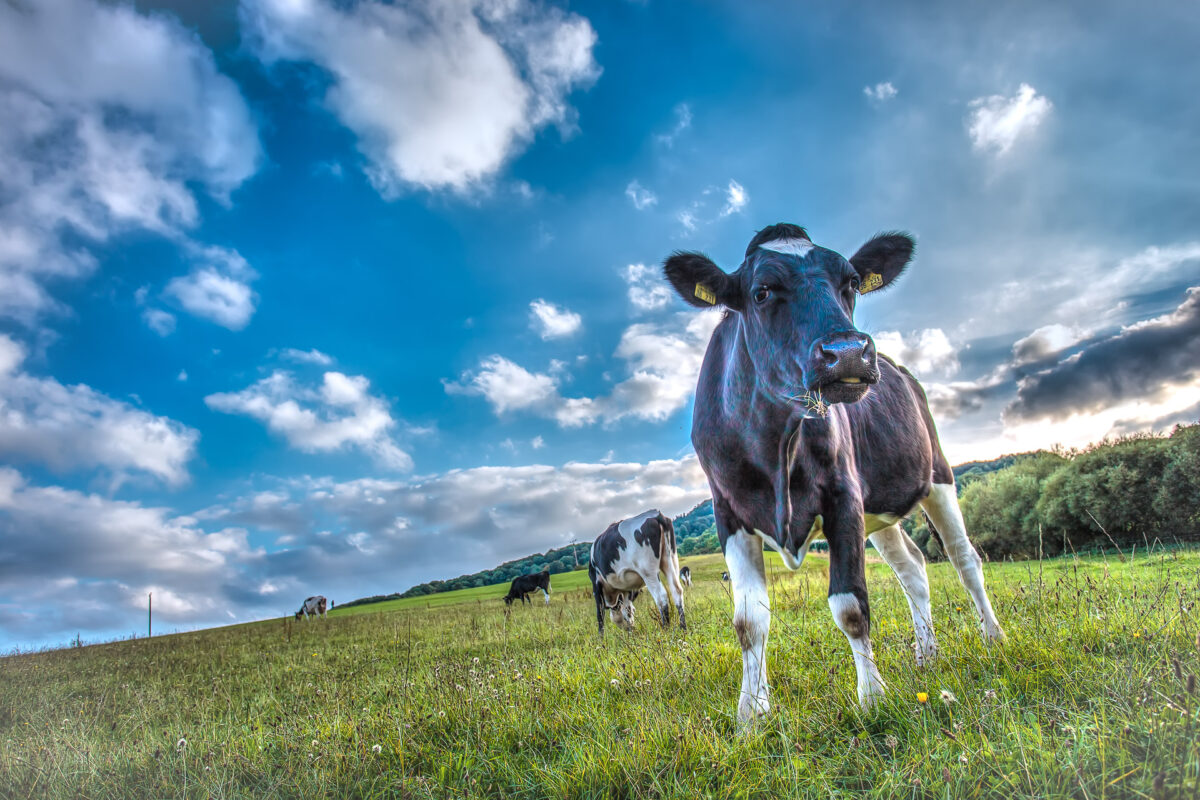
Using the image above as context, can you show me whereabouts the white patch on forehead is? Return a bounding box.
[759,238,814,258]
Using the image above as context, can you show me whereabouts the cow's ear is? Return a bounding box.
[662,251,744,311]
[849,233,915,294]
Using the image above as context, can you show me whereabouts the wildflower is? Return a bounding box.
[438,710,446,718]
[610,679,620,687]
[371,744,382,754]
[916,692,928,704]
[940,690,958,705]
[884,735,898,750]
[959,754,968,765]
[312,740,318,748]
[983,689,998,702]
[176,738,187,752]
[472,657,480,664]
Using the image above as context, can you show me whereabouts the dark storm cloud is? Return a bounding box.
[1006,287,1200,422]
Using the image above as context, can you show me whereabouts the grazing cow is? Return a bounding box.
[295,595,327,621]
[504,569,552,606]
[589,509,686,634]
[663,223,1005,725]
[680,565,692,587]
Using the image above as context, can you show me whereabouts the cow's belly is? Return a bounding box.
[604,569,646,592]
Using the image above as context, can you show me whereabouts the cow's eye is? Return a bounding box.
[753,286,771,304]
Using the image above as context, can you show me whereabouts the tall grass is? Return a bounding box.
[2,550,1198,799]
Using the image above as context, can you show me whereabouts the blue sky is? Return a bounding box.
[1,0,1198,650]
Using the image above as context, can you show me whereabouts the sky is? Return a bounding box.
[1,0,1198,650]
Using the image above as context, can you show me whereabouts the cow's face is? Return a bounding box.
[664,224,914,406]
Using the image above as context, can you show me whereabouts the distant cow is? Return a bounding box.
[663,223,1005,725]
[680,566,692,587]
[295,595,327,621]
[589,509,686,634]
[721,571,729,582]
[504,569,551,606]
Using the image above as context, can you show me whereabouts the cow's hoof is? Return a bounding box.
[983,624,1007,643]
[737,695,770,728]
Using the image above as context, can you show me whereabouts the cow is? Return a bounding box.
[589,509,686,634]
[680,565,692,587]
[294,595,327,621]
[663,223,1005,726]
[504,569,552,606]
[721,571,730,582]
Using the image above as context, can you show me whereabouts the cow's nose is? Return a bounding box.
[815,333,874,366]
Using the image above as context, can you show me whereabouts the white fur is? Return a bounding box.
[759,238,814,258]
[869,524,937,665]
[726,530,771,726]
[921,483,1005,641]
[828,592,886,707]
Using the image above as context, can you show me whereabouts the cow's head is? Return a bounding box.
[663,223,914,406]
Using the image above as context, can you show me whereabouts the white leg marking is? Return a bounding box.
[726,530,770,726]
[828,592,886,708]
[870,525,938,665]
[542,589,550,604]
[921,483,1005,641]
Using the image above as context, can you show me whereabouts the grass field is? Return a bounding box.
[2,549,1199,799]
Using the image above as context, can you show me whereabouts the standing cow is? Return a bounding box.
[589,510,686,634]
[295,595,327,621]
[679,565,692,587]
[504,569,552,606]
[663,223,1004,725]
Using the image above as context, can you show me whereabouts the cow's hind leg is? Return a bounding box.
[643,575,672,628]
[726,529,770,725]
[660,547,687,630]
[592,583,605,635]
[869,524,937,665]
[921,483,1005,641]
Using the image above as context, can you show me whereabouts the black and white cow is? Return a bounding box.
[589,509,686,634]
[295,595,327,621]
[504,569,552,606]
[663,223,1004,725]
[679,565,692,587]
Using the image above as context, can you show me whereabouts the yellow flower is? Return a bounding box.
[917,692,928,704]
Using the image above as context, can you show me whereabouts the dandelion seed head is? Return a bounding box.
[371,744,382,754]
[940,689,957,704]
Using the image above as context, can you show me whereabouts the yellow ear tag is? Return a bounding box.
[859,272,883,294]
[694,283,717,305]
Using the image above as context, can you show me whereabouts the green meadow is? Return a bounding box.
[2,549,1199,799]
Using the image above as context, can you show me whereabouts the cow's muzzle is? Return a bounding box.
[806,332,878,403]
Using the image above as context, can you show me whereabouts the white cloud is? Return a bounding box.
[0,468,260,642]
[241,0,599,194]
[205,369,412,469]
[0,0,261,324]
[656,102,692,147]
[872,328,960,378]
[967,83,1052,157]
[448,310,721,427]
[164,244,258,330]
[0,335,198,486]
[625,180,657,210]
[623,263,672,312]
[279,348,335,366]
[864,82,898,102]
[1010,323,1084,366]
[720,179,748,217]
[677,210,697,231]
[530,435,545,449]
[142,308,177,337]
[177,370,188,382]
[529,299,582,339]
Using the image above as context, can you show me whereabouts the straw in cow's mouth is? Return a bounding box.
[785,389,828,418]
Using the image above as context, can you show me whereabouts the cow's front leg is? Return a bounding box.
[725,529,770,725]
[827,505,885,709]
[644,576,672,628]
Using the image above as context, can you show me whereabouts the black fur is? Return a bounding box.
[503,569,551,606]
